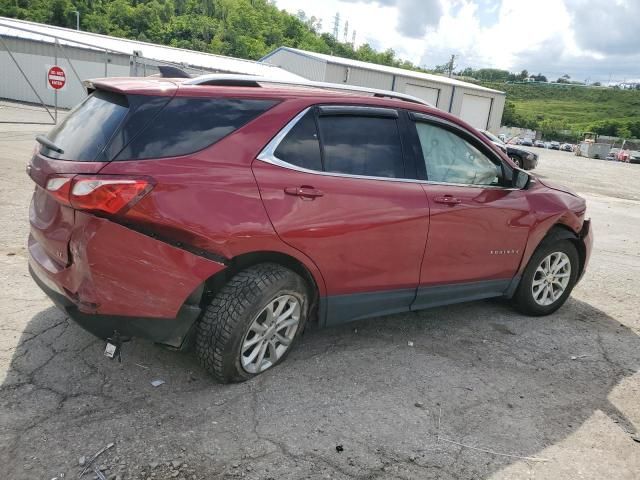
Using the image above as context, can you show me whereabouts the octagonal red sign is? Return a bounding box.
[48,66,66,90]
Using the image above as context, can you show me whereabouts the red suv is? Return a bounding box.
[27,75,593,383]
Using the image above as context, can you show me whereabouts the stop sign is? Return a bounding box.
[47,66,66,90]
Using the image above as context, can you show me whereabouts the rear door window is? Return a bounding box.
[317,115,405,178]
[42,90,128,161]
[115,97,277,160]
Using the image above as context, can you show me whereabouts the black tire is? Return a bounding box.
[512,238,579,316]
[196,263,309,383]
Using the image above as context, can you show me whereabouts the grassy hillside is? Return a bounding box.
[482,82,640,140]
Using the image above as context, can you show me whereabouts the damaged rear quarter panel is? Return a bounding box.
[68,212,225,317]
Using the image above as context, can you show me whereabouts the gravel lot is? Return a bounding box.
[1,102,639,479]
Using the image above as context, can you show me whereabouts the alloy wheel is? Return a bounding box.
[531,251,571,306]
[240,294,301,373]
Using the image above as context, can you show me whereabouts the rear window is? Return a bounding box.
[42,91,128,161]
[41,93,276,162]
[115,97,277,160]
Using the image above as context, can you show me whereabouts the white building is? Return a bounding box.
[0,17,302,109]
[261,47,506,131]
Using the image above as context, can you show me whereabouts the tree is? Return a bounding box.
[501,100,518,126]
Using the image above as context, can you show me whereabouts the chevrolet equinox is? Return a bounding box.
[27,75,593,383]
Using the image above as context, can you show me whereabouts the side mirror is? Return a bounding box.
[512,168,530,189]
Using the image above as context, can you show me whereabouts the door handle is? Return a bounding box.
[284,186,324,198]
[433,195,461,205]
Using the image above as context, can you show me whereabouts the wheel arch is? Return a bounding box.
[508,222,586,298]
[200,251,322,322]
[533,223,586,281]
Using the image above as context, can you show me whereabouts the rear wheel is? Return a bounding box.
[196,263,309,383]
[512,239,579,316]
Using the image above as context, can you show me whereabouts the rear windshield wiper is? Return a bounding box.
[36,135,64,154]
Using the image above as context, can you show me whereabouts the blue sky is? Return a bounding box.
[275,0,640,84]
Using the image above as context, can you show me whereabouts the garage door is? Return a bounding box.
[459,94,492,129]
[404,84,440,106]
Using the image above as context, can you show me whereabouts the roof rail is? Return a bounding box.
[182,74,433,107]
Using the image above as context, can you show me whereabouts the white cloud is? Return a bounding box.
[274,0,640,82]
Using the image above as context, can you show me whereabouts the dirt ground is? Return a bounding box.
[1,101,639,479]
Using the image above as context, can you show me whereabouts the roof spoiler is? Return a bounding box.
[157,66,191,78]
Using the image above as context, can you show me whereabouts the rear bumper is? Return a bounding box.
[28,212,227,345]
[30,263,200,347]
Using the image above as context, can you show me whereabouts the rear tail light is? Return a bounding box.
[45,176,73,207]
[45,175,154,215]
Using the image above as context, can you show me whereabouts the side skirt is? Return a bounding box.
[320,279,512,327]
[411,279,511,311]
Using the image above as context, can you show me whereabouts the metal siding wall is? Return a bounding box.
[325,63,393,90]
[487,93,505,132]
[393,76,453,110]
[1,36,130,109]
[262,50,326,81]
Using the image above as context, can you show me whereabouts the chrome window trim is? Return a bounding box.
[256,106,519,191]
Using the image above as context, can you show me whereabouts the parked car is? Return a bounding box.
[27,75,593,383]
[521,138,534,147]
[534,140,546,148]
[480,130,538,170]
[549,141,561,150]
[560,143,573,152]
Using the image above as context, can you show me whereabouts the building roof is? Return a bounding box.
[262,47,504,95]
[0,17,303,81]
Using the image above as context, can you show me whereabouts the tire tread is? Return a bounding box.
[195,263,304,383]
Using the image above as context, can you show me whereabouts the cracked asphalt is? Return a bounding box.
[1,102,639,479]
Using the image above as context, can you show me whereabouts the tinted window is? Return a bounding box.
[116,98,276,160]
[43,91,128,161]
[317,116,404,178]
[273,111,322,170]
[103,95,170,161]
[415,122,500,186]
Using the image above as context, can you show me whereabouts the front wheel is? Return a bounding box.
[196,263,309,383]
[512,240,579,316]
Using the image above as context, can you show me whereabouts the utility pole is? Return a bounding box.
[351,30,356,46]
[73,10,80,30]
[343,20,349,43]
[447,54,456,78]
[332,12,340,39]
